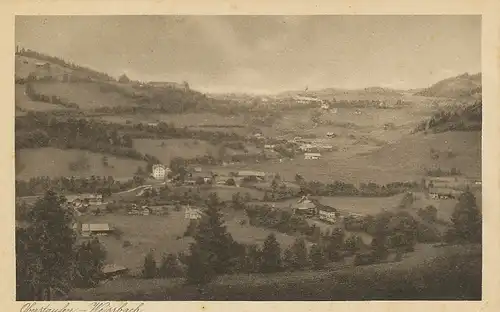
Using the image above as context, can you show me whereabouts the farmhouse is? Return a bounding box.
[66,193,103,205]
[141,206,151,216]
[81,223,113,237]
[299,143,315,152]
[189,171,213,184]
[185,206,204,220]
[293,95,324,104]
[102,264,129,280]
[318,206,338,223]
[293,196,317,216]
[304,152,322,160]
[35,62,50,69]
[237,170,266,180]
[152,164,170,180]
[428,187,462,200]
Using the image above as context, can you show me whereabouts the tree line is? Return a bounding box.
[15,175,146,198]
[24,83,79,109]
[295,174,419,197]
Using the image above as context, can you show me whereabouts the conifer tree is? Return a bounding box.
[186,193,235,284]
[16,190,76,300]
[159,253,183,278]
[142,251,157,279]
[289,238,309,270]
[73,238,107,288]
[446,191,482,243]
[260,233,282,273]
[310,243,327,269]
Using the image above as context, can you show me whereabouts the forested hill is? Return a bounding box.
[414,73,481,99]
[413,100,482,133]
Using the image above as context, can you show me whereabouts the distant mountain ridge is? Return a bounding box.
[269,72,482,101]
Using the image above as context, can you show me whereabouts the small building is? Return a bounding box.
[293,195,317,216]
[185,206,204,220]
[189,171,213,184]
[428,187,461,200]
[152,164,170,180]
[81,223,113,237]
[237,170,267,180]
[150,206,166,215]
[66,193,103,206]
[318,206,338,223]
[304,152,322,160]
[141,206,151,216]
[326,132,336,138]
[102,264,129,280]
[35,62,49,69]
[264,144,275,149]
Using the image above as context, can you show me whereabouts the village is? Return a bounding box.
[56,154,480,279]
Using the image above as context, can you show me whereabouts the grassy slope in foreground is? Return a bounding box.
[68,244,481,301]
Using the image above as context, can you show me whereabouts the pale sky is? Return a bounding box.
[16,15,481,94]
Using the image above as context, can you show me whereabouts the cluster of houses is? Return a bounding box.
[424,176,480,200]
[127,204,169,216]
[65,193,106,216]
[293,195,340,224]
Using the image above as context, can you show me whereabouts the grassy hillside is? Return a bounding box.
[15,51,218,114]
[358,131,481,178]
[16,148,146,180]
[213,130,480,184]
[75,210,295,274]
[68,244,481,301]
[32,81,139,110]
[414,73,481,99]
[132,138,220,165]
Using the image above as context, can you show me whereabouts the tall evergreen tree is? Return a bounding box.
[310,244,327,269]
[142,251,157,279]
[446,191,482,243]
[16,190,76,300]
[159,253,183,278]
[260,233,282,273]
[73,238,107,288]
[288,238,309,270]
[186,194,235,284]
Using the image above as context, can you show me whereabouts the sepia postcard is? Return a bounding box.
[2,0,500,311]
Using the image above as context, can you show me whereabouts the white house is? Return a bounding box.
[152,164,170,180]
[318,206,338,223]
[81,223,113,237]
[185,206,204,220]
[304,152,321,160]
